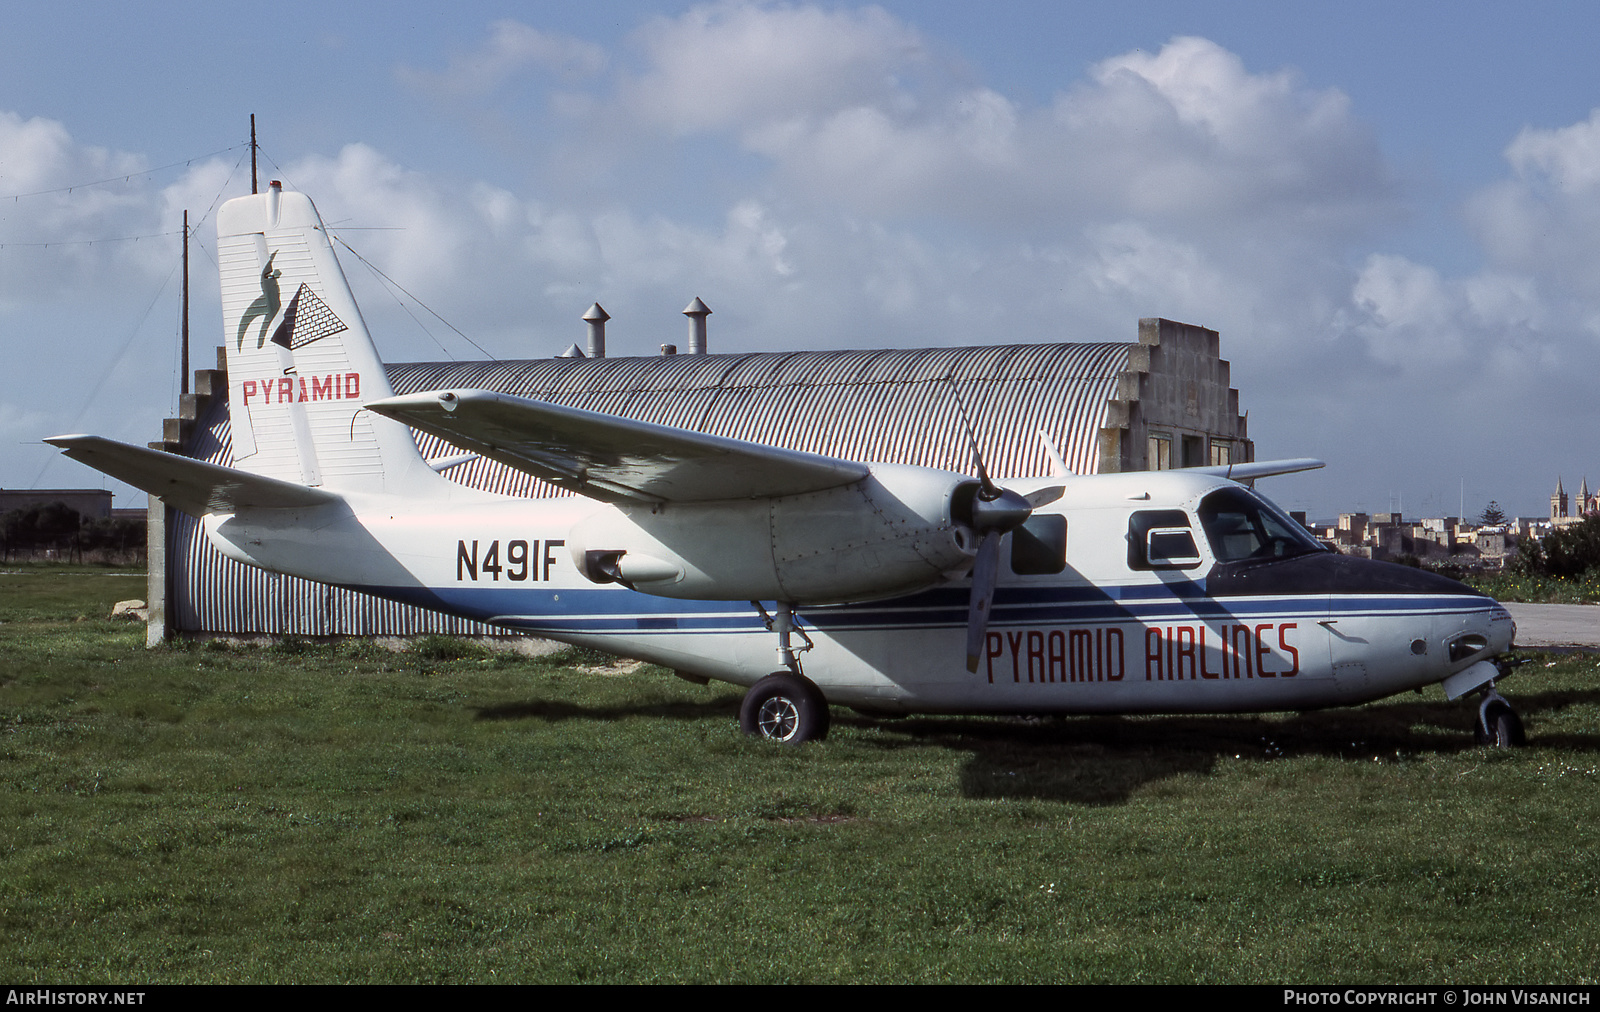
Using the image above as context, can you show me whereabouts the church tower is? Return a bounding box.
[1553,476,1569,521]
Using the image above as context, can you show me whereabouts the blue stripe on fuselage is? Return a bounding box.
[346,580,1494,637]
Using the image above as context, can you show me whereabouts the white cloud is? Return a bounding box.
[0,111,157,197]
[397,20,606,98]
[1467,109,1600,299]
[594,18,1399,242]
[1505,109,1600,194]
[1069,38,1391,230]
[1342,105,1600,393]
[621,2,925,135]
[0,112,174,301]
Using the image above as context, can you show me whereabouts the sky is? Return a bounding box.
[1,0,1595,521]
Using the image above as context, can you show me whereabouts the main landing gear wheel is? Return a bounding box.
[739,672,831,743]
[1475,694,1526,749]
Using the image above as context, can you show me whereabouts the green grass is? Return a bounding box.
[3,568,1599,982]
[1466,570,1600,604]
[0,562,149,622]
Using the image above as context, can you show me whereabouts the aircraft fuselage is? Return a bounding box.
[201,468,1512,716]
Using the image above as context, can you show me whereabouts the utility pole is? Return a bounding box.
[181,210,189,396]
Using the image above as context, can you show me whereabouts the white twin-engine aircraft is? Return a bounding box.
[48,184,1524,745]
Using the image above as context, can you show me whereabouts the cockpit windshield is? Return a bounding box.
[1197,487,1324,564]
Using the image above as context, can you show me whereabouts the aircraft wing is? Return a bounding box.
[1182,458,1324,481]
[44,435,344,516]
[364,389,872,504]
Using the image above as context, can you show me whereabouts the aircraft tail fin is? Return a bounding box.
[217,183,439,497]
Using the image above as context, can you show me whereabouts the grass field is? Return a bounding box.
[1467,570,1600,605]
[3,565,1599,983]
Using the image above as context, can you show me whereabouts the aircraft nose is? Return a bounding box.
[1488,602,1515,653]
[1442,600,1514,671]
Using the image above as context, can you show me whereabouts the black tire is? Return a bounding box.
[739,672,830,743]
[1476,703,1526,748]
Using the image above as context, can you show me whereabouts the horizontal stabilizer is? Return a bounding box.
[1182,458,1324,481]
[44,435,343,516]
[364,389,871,504]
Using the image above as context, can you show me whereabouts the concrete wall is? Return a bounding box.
[1097,318,1252,473]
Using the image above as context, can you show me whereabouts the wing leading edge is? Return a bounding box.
[364,389,872,504]
[1182,458,1324,481]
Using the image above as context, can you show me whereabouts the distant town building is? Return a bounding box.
[1551,476,1598,526]
[1311,508,1533,570]
[0,488,113,519]
[1303,477,1600,569]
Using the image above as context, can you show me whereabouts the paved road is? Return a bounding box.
[1505,603,1600,648]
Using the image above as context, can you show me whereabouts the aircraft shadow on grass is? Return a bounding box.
[472,697,736,724]
[466,686,1600,807]
[901,687,1600,806]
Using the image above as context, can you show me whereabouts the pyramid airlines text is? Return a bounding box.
[981,622,1301,684]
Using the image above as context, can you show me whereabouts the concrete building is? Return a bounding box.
[0,489,113,519]
[1550,476,1598,527]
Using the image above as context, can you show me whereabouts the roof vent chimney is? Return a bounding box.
[660,344,678,356]
[583,302,609,358]
[683,297,711,355]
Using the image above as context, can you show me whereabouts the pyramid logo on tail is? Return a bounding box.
[270,283,348,350]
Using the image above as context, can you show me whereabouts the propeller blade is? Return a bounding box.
[966,424,996,497]
[946,378,999,498]
[965,530,1001,672]
[1025,486,1064,508]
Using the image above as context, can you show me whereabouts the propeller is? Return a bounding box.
[948,381,1037,672]
[959,479,1033,671]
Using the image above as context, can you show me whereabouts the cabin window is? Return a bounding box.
[1147,528,1202,567]
[1010,515,1067,575]
[1128,509,1200,570]
[1197,487,1323,563]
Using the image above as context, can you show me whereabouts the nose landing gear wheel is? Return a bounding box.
[1475,695,1526,748]
[739,671,831,743]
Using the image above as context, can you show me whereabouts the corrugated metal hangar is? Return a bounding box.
[145,316,1253,640]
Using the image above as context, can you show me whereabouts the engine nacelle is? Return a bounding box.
[568,463,977,604]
